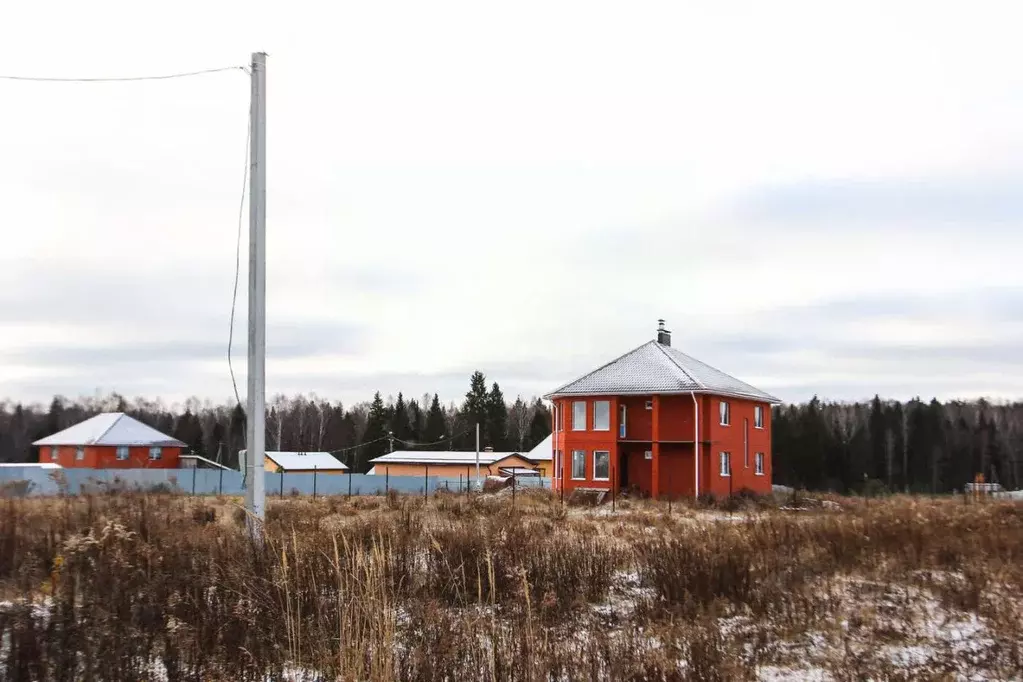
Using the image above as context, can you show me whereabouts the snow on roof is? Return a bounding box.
[527,434,552,461]
[545,340,780,403]
[32,413,185,447]
[263,451,347,471]
[370,450,525,466]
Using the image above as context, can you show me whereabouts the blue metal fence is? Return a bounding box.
[0,467,552,497]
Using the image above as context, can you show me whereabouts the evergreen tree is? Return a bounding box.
[424,394,447,447]
[358,392,390,472]
[460,371,489,449]
[390,392,411,445]
[173,409,205,456]
[527,398,551,450]
[485,382,508,450]
[227,404,246,470]
[407,399,423,443]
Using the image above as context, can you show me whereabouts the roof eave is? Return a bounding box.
[545,388,782,404]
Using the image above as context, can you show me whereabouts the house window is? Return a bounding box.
[556,404,564,432]
[719,451,731,477]
[75,447,84,461]
[755,452,765,476]
[572,401,586,431]
[593,451,610,480]
[644,450,653,460]
[593,401,610,431]
[754,405,764,429]
[645,400,653,410]
[116,446,130,461]
[149,446,163,461]
[719,401,730,426]
[619,404,627,438]
[571,450,586,479]
[50,447,59,460]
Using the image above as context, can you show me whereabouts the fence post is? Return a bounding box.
[313,466,317,500]
[385,469,389,496]
[192,466,197,496]
[280,470,285,498]
[425,464,429,502]
[459,473,462,493]
[218,465,224,496]
[348,470,353,499]
[512,471,516,507]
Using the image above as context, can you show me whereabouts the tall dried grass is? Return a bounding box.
[0,493,1021,680]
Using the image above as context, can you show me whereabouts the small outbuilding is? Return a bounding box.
[368,449,539,478]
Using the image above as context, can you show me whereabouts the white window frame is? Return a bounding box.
[593,401,610,431]
[149,446,163,461]
[116,446,130,461]
[755,452,765,476]
[593,450,610,481]
[571,450,586,480]
[719,401,730,426]
[754,405,764,429]
[644,450,653,460]
[556,404,563,432]
[50,446,59,460]
[645,400,653,410]
[619,404,627,438]
[719,451,731,477]
[572,401,587,431]
[75,447,85,461]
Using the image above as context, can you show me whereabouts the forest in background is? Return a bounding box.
[1,371,1021,493]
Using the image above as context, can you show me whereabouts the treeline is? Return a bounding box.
[2,382,1021,490]
[773,397,1023,494]
[0,371,551,473]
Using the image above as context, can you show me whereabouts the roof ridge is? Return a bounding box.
[93,412,126,445]
[545,340,657,398]
[653,342,707,390]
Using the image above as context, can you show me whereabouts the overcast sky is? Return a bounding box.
[2,1,1022,408]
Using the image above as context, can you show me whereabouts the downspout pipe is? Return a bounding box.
[691,391,699,498]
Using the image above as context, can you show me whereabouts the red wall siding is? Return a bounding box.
[39,445,181,469]
[553,394,771,498]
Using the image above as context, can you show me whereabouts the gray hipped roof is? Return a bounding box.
[33,413,186,447]
[546,340,780,403]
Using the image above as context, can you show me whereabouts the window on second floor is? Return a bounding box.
[754,405,764,429]
[719,401,731,426]
[571,450,586,479]
[556,404,564,432]
[593,401,610,431]
[593,450,610,480]
[619,404,627,438]
[755,452,765,475]
[572,401,586,431]
[719,451,731,477]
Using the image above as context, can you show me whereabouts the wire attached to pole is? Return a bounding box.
[228,114,252,410]
[0,65,247,82]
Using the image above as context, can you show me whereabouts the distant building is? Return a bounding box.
[526,434,553,477]
[262,451,348,474]
[368,449,539,478]
[32,412,185,469]
[546,320,780,499]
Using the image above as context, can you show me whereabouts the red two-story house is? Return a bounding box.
[546,321,780,499]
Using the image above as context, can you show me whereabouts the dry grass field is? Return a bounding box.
[1,491,1021,681]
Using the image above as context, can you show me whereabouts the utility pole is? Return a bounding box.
[475,422,481,490]
[388,430,395,453]
[244,52,267,531]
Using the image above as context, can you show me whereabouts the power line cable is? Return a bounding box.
[0,65,247,82]
[228,113,252,410]
[393,427,475,450]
